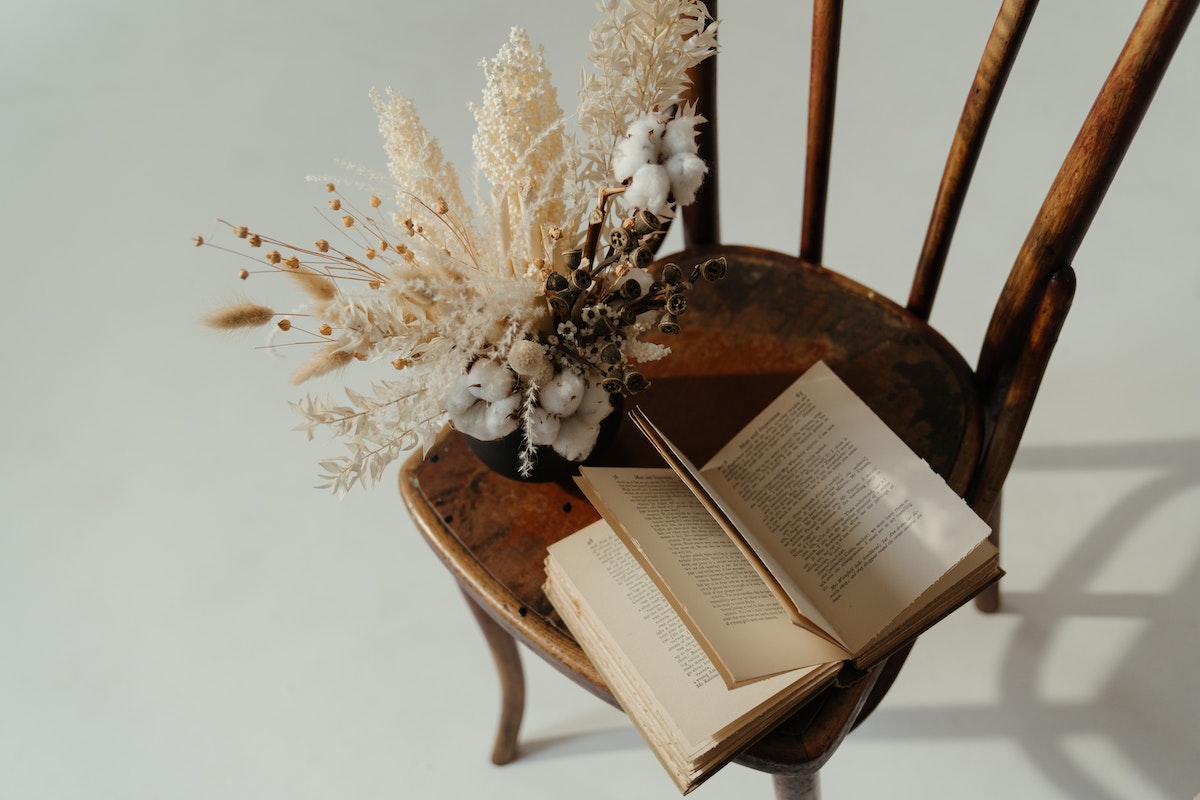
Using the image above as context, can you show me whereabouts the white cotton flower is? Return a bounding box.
[575,380,616,425]
[664,151,707,206]
[612,112,666,183]
[444,375,481,416]
[525,407,561,446]
[451,402,493,440]
[662,114,701,157]
[625,163,672,216]
[553,416,602,462]
[466,359,515,402]
[484,393,522,439]
[539,369,585,416]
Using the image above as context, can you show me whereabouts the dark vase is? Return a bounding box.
[462,396,623,483]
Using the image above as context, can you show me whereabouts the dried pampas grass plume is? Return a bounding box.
[285,266,338,303]
[204,302,276,330]
[291,345,354,385]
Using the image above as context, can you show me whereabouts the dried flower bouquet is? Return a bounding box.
[200,0,721,492]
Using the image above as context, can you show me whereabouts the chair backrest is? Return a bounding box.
[680,0,1197,520]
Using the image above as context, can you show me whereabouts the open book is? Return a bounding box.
[543,361,999,792]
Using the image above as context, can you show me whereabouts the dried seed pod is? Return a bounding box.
[620,278,642,300]
[600,343,623,365]
[592,315,615,337]
[569,268,593,291]
[701,257,728,281]
[631,209,662,236]
[609,227,633,252]
[630,246,653,269]
[665,292,689,315]
[661,263,683,285]
[547,294,572,317]
[545,272,569,292]
[623,369,650,394]
[563,249,583,270]
[658,312,680,335]
[602,372,625,394]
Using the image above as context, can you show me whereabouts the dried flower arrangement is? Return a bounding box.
[198,0,721,493]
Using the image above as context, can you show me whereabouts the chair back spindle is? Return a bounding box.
[908,0,1039,321]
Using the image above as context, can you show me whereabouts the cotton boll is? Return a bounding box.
[444,374,479,416]
[484,394,521,439]
[625,163,672,217]
[575,380,616,425]
[553,416,602,462]
[662,115,701,157]
[665,151,707,206]
[450,402,492,440]
[466,359,515,402]
[539,369,585,416]
[524,407,562,446]
[612,112,665,182]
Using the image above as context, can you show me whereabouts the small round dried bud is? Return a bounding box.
[368,280,381,290]
[630,246,653,269]
[609,227,632,252]
[620,278,642,300]
[658,313,680,335]
[234,226,249,239]
[341,215,354,228]
[319,324,332,336]
[433,197,449,215]
[284,256,300,269]
[354,352,368,361]
[370,195,382,208]
[247,234,262,247]
[548,227,563,241]
[265,250,282,264]
[661,263,683,284]
[325,182,336,192]
[403,218,415,235]
[532,258,546,273]
[569,268,593,291]
[600,343,623,365]
[392,357,408,370]
[701,257,728,281]
[238,269,250,280]
[365,248,377,260]
[193,235,204,247]
[277,318,292,331]
[329,199,342,211]
[545,272,569,292]
[315,239,329,252]
[563,250,583,270]
[666,292,688,315]
[623,369,650,394]
[378,240,389,251]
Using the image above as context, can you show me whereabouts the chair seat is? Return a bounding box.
[399,244,985,772]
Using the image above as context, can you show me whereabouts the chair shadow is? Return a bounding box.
[855,436,1200,799]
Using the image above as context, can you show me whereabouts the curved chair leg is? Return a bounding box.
[460,587,526,765]
[773,772,819,800]
[975,494,1002,613]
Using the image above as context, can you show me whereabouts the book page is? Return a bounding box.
[701,361,991,653]
[544,521,839,791]
[576,468,851,685]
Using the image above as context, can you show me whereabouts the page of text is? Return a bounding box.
[578,469,850,684]
[702,362,990,652]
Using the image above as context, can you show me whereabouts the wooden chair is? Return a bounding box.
[399,1,1196,797]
